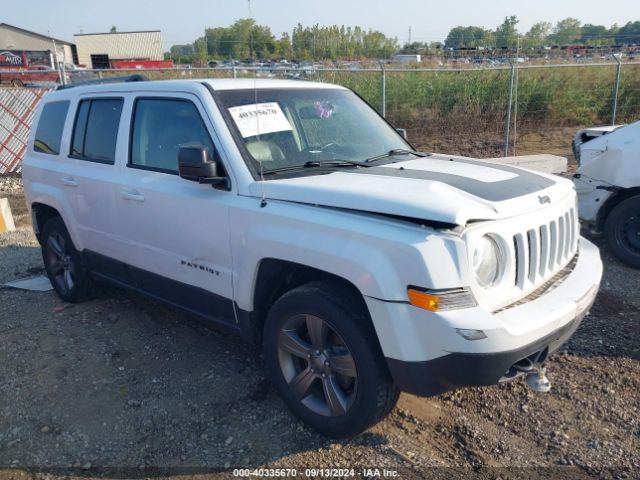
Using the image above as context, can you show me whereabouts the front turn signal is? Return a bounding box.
[407,286,477,312]
[407,289,440,311]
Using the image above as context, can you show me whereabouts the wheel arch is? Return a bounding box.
[31,202,63,244]
[237,258,372,347]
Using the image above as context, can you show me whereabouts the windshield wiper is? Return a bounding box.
[263,159,369,175]
[364,149,429,163]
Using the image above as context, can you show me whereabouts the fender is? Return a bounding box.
[23,174,84,251]
[230,197,468,312]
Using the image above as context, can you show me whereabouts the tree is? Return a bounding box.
[550,18,582,45]
[276,32,293,60]
[523,22,551,47]
[201,19,277,60]
[444,26,494,49]
[205,27,227,58]
[495,16,520,48]
[581,24,612,45]
[290,23,397,60]
[616,21,640,45]
[169,44,195,63]
[194,37,207,64]
[110,26,117,33]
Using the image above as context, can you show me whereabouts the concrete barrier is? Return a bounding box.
[483,154,568,174]
[0,197,16,233]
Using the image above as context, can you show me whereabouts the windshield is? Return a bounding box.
[213,88,411,178]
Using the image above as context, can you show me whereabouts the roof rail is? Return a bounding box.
[56,74,148,90]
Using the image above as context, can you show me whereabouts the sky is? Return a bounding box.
[5,0,640,51]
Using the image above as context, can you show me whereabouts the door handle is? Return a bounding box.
[61,176,78,187]
[120,189,145,202]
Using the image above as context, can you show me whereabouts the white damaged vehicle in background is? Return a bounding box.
[573,120,640,267]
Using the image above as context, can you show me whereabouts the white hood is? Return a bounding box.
[249,157,573,225]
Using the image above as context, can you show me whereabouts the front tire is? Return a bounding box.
[264,281,399,437]
[604,195,640,269]
[41,216,93,302]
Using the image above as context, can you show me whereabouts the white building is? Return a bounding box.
[0,23,75,66]
[74,30,164,68]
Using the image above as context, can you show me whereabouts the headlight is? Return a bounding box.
[472,235,503,288]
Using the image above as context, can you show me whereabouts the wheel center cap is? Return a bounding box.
[310,351,329,374]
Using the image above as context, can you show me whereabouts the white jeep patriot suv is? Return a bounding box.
[23,77,602,437]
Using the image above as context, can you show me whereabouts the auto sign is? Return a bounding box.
[0,51,23,67]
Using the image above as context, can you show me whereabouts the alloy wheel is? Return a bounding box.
[45,232,76,295]
[277,314,358,417]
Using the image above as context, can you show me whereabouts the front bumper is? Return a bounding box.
[365,237,602,396]
[385,302,591,396]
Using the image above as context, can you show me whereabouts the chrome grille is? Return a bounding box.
[513,207,578,290]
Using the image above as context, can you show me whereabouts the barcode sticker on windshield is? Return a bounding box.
[228,102,292,138]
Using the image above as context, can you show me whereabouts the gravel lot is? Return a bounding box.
[0,175,638,479]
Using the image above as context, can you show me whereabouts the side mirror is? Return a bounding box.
[396,128,408,140]
[178,146,226,186]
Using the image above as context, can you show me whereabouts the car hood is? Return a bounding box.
[248,156,572,226]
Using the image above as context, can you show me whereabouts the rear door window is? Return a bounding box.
[34,101,69,155]
[70,98,123,164]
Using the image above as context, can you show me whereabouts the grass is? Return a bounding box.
[315,65,640,132]
[98,63,640,137]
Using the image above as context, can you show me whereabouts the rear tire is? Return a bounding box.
[604,195,640,269]
[10,79,23,88]
[263,281,399,437]
[41,216,93,302]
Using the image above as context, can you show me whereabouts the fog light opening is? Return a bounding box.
[455,328,487,341]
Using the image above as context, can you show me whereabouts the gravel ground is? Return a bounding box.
[0,175,42,284]
[0,176,638,480]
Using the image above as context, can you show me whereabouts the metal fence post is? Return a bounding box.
[612,56,622,126]
[59,63,67,86]
[379,61,386,118]
[504,60,515,157]
[232,64,237,79]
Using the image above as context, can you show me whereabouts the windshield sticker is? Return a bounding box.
[228,102,292,138]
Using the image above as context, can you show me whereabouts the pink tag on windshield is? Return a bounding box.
[313,101,334,119]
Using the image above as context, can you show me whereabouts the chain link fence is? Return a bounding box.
[1,62,639,173]
[0,87,52,173]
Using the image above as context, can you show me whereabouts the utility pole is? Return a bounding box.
[408,26,412,45]
[248,0,254,60]
[204,26,208,62]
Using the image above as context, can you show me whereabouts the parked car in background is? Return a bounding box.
[0,65,61,87]
[573,120,640,268]
[0,49,61,87]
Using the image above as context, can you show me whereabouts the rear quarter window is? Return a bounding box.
[34,101,70,155]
